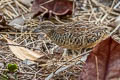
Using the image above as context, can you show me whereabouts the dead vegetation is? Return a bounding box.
[0,0,120,80]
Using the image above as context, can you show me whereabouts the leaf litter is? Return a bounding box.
[0,0,120,80]
[79,37,120,80]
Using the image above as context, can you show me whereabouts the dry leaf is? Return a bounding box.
[32,0,73,16]
[9,13,34,29]
[5,38,44,61]
[79,37,120,80]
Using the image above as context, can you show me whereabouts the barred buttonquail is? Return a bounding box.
[36,21,111,53]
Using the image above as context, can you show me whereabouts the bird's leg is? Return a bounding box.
[62,49,82,58]
[75,49,81,54]
[71,49,82,58]
[49,45,58,54]
[62,48,68,57]
[55,16,65,23]
[63,49,75,56]
[61,49,76,60]
[71,50,77,58]
[60,48,68,61]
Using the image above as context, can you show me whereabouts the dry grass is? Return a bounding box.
[0,0,120,80]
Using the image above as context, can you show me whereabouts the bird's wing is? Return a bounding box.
[55,21,96,36]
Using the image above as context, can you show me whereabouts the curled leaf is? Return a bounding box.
[32,0,73,16]
[79,37,120,80]
[5,38,43,61]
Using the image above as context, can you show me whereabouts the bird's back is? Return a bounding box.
[23,19,111,51]
[47,22,110,50]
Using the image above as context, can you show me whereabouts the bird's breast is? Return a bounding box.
[47,31,85,50]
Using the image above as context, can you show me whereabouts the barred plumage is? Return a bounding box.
[38,21,111,52]
[24,19,111,54]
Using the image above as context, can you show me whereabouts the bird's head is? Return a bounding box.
[34,21,55,34]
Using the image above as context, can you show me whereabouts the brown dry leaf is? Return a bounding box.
[79,37,120,80]
[32,0,73,16]
[4,38,44,61]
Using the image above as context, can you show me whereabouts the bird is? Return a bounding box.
[34,20,111,55]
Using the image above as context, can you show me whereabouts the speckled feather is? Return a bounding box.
[42,21,110,50]
[23,19,111,52]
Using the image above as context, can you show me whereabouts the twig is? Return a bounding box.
[7,1,19,16]
[109,24,120,36]
[15,0,29,13]
[55,16,66,24]
[40,0,54,6]
[100,13,108,23]
[114,1,120,9]
[45,50,91,80]
[95,56,99,80]
[91,0,119,16]
[72,0,75,17]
